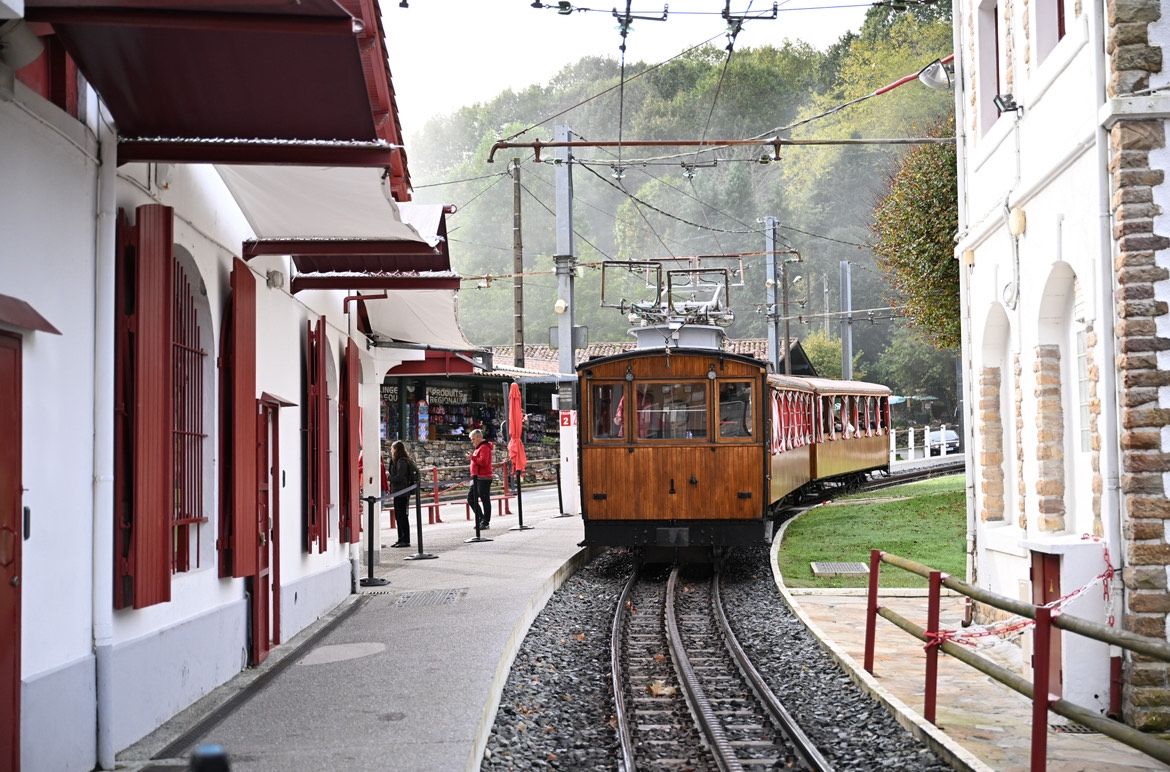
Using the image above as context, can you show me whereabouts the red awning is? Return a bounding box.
[26,0,410,192]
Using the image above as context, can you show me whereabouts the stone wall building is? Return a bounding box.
[955,0,1170,728]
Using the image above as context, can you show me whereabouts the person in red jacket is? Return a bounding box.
[467,428,494,530]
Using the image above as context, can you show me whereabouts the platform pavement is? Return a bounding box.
[118,486,587,772]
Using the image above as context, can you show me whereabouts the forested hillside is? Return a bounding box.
[405,5,959,415]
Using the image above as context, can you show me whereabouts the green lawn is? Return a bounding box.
[778,474,967,588]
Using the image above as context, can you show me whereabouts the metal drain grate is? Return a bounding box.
[810,561,870,577]
[392,588,469,608]
[1051,723,1097,734]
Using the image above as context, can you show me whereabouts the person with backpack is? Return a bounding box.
[388,440,418,547]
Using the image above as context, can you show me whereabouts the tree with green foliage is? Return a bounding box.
[800,329,865,380]
[870,116,959,348]
[871,324,959,420]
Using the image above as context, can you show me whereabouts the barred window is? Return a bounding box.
[172,262,208,572]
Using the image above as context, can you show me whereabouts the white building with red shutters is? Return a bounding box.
[0,3,477,769]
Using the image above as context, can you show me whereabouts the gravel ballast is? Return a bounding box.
[483,545,948,770]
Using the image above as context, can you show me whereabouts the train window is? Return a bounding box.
[591,383,625,440]
[770,391,783,453]
[718,381,753,439]
[635,381,707,440]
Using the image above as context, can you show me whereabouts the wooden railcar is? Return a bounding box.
[577,350,893,549]
[578,348,769,547]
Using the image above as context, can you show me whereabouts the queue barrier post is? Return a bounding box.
[404,483,437,561]
[359,495,390,587]
[430,465,441,524]
[501,460,512,516]
[511,463,533,531]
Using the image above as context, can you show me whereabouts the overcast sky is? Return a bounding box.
[382,0,871,137]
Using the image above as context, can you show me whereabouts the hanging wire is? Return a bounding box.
[580,161,760,234]
[452,173,510,212]
[518,181,615,259]
[499,32,725,143]
[413,171,509,189]
[574,131,769,239]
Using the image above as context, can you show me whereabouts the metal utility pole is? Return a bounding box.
[839,260,854,380]
[553,124,580,516]
[823,274,831,337]
[764,217,782,373]
[511,158,524,368]
[781,259,792,376]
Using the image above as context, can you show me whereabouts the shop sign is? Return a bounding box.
[427,385,470,404]
[381,384,398,401]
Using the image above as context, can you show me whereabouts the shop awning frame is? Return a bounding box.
[290,274,461,293]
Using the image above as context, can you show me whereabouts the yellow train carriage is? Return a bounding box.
[805,377,892,481]
[577,349,769,547]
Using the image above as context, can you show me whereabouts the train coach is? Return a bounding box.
[577,347,892,549]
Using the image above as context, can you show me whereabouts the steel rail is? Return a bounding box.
[665,566,745,772]
[712,564,834,772]
[609,567,639,772]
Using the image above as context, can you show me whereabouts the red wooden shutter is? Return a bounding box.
[339,339,361,543]
[305,317,329,553]
[229,260,258,576]
[113,205,174,609]
[217,301,233,577]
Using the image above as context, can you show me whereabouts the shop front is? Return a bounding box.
[379,356,564,493]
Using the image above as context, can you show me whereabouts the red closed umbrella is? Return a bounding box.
[507,382,532,530]
[507,382,527,473]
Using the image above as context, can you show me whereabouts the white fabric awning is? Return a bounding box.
[216,165,442,246]
[363,290,475,351]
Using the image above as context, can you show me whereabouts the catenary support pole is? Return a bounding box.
[840,260,854,380]
[765,216,780,372]
[781,252,792,376]
[512,158,525,368]
[554,123,580,516]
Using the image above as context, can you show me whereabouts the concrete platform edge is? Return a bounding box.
[771,516,992,772]
[464,545,596,772]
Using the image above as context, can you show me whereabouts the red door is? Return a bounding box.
[0,333,22,770]
[250,402,272,665]
[1031,551,1063,698]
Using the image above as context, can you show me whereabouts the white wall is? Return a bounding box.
[0,86,99,680]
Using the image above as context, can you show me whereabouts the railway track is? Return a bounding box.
[612,563,833,772]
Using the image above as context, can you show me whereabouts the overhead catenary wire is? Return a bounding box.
[518,181,614,259]
[413,171,510,189]
[572,130,767,239]
[451,172,510,213]
[499,31,726,143]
